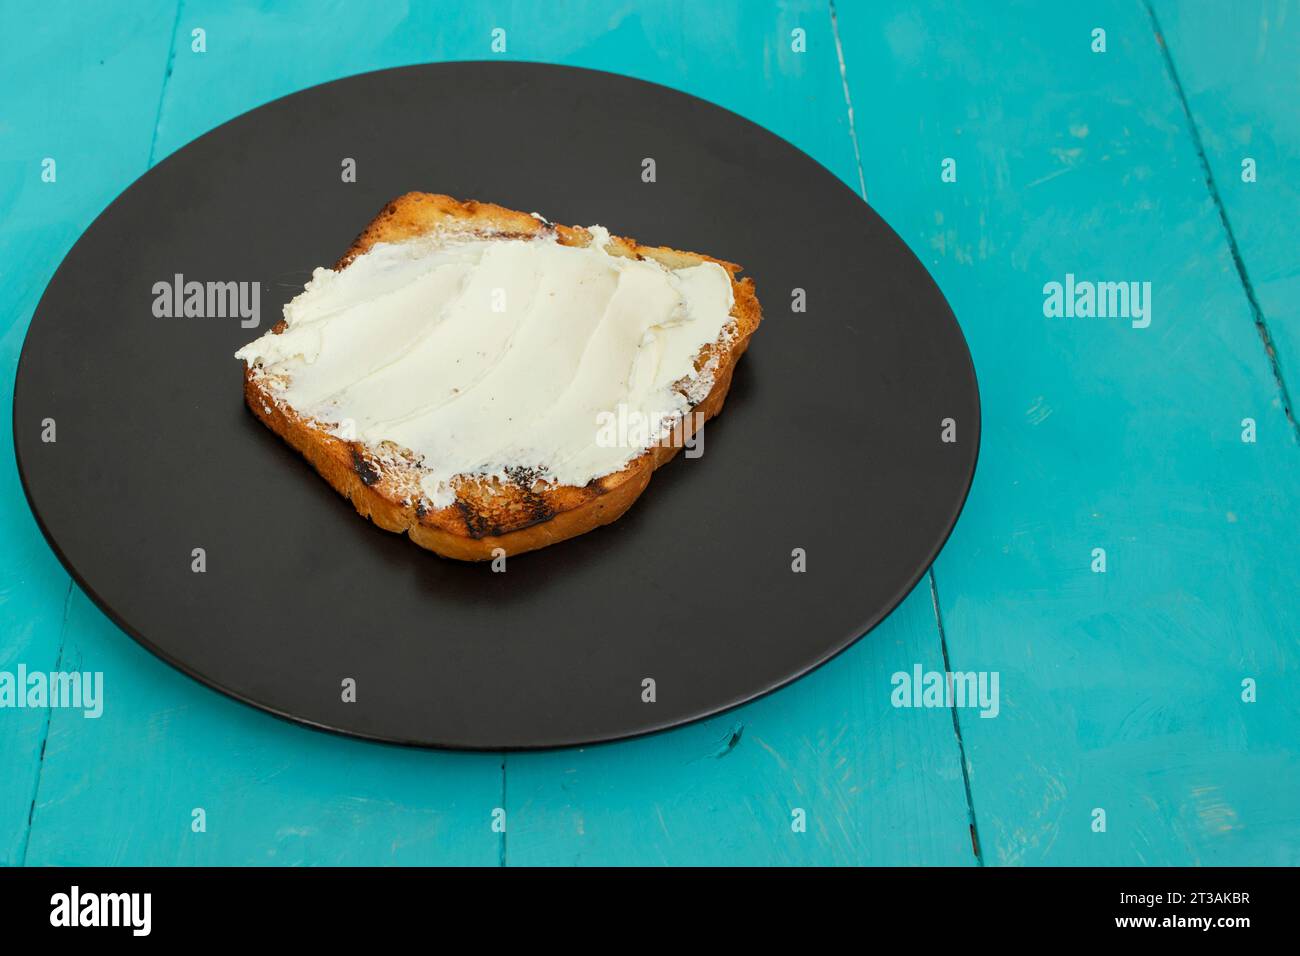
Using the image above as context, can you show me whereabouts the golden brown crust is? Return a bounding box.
[243,192,762,560]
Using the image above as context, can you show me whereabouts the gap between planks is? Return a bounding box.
[828,0,868,202]
[18,580,74,865]
[499,754,507,866]
[828,0,982,864]
[929,570,984,865]
[145,0,185,169]
[1143,0,1300,443]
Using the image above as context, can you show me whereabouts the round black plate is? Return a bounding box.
[14,62,979,749]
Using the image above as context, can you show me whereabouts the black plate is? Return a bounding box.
[14,62,979,749]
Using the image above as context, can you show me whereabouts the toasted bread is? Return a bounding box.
[241,193,762,560]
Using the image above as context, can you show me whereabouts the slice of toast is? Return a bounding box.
[240,193,762,560]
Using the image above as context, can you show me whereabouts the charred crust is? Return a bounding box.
[527,495,557,525]
[506,465,556,525]
[415,499,429,519]
[455,498,495,540]
[504,465,543,486]
[351,448,380,487]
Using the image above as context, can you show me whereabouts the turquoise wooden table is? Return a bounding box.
[2,0,1297,866]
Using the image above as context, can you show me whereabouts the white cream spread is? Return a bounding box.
[235,228,736,508]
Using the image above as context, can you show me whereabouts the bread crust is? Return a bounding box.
[242,193,762,560]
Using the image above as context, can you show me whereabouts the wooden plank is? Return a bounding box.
[835,0,1300,864]
[0,0,180,865]
[1148,0,1300,430]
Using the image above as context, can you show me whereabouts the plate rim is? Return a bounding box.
[12,60,982,751]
